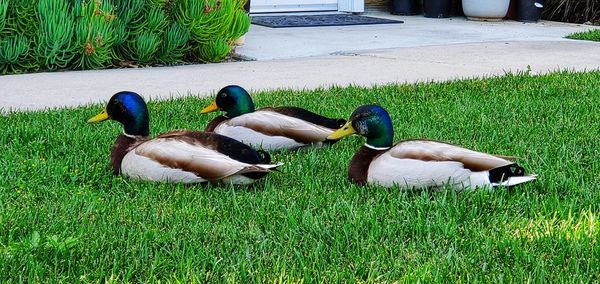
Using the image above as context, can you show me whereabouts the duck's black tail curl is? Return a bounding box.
[488,164,525,184]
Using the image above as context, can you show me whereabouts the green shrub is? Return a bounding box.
[158,22,190,63]
[0,34,31,73]
[35,0,76,70]
[0,0,8,33]
[72,0,118,69]
[197,38,231,62]
[567,29,600,42]
[0,0,250,74]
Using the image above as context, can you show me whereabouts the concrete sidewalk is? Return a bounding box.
[239,14,596,60]
[1,15,599,112]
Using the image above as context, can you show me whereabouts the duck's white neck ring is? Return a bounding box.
[122,131,145,139]
[364,143,391,150]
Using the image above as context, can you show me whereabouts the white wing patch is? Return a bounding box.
[214,110,333,151]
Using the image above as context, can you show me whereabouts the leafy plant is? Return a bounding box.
[0,34,31,74]
[177,0,250,61]
[229,9,250,41]
[197,38,230,62]
[143,5,169,34]
[5,0,38,39]
[158,22,190,63]
[35,0,76,70]
[111,0,145,48]
[0,0,8,34]
[0,0,251,74]
[72,0,118,69]
[131,30,162,64]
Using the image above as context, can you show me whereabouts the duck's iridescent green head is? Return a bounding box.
[200,85,255,118]
[87,91,150,137]
[327,105,394,148]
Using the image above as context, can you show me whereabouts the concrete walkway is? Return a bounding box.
[239,14,596,60]
[1,15,599,112]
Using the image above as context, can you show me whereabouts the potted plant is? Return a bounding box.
[423,0,452,18]
[462,0,510,21]
[390,0,418,15]
[518,0,544,22]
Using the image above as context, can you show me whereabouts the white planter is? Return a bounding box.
[462,0,510,21]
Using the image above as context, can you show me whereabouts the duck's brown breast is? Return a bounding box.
[111,134,144,174]
[348,146,385,185]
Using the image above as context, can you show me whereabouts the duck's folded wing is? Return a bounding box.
[226,110,334,143]
[389,140,514,171]
[267,107,345,129]
[369,152,474,188]
[134,138,271,181]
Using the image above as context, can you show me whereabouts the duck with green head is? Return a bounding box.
[88,91,282,185]
[328,105,537,189]
[200,85,346,151]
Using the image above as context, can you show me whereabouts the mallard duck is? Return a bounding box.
[88,91,282,185]
[327,105,537,189]
[200,85,346,151]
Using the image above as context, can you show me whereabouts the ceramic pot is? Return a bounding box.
[462,0,510,21]
[423,0,452,18]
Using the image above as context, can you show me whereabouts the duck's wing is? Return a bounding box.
[158,130,273,164]
[388,139,514,171]
[129,131,279,181]
[266,107,346,129]
[368,151,475,189]
[223,110,337,144]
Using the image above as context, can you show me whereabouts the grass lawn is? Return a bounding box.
[1,71,600,282]
[567,29,600,42]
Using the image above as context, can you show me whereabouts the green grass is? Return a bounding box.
[1,71,600,282]
[567,29,600,42]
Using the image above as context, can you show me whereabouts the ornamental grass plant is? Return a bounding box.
[543,0,600,24]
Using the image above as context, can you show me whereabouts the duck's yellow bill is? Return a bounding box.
[87,109,110,123]
[200,100,219,114]
[327,121,356,140]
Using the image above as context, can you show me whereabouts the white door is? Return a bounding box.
[338,0,363,12]
[250,0,338,13]
[250,0,363,14]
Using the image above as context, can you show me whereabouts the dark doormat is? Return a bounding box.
[251,14,404,28]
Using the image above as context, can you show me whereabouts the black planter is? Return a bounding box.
[390,0,418,15]
[450,0,464,16]
[423,0,452,18]
[518,0,544,22]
